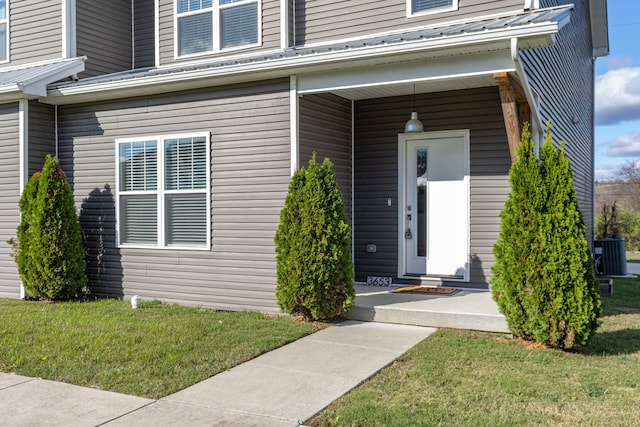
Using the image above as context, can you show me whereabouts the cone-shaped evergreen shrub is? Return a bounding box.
[14,155,87,300]
[275,154,355,320]
[491,126,601,349]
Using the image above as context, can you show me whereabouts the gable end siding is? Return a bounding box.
[57,80,290,312]
[6,0,62,67]
[76,0,133,77]
[520,0,595,242]
[134,0,155,68]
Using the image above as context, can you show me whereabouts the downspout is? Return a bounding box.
[18,100,28,299]
[55,104,59,158]
[510,37,543,145]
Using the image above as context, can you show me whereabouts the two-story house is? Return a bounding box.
[0,0,608,313]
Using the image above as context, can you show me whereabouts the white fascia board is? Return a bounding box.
[45,22,561,104]
[298,49,514,94]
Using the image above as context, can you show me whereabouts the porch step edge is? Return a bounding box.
[347,306,510,334]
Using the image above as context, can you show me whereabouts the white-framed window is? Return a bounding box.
[116,133,211,249]
[0,0,8,62]
[176,0,260,57]
[407,0,457,17]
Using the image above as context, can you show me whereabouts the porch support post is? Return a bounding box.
[494,71,530,163]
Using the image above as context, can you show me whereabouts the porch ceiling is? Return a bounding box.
[297,48,514,101]
[323,74,497,101]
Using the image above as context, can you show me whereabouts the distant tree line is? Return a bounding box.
[595,161,640,250]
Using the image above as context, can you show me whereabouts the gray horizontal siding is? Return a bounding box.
[27,101,55,176]
[158,0,281,66]
[354,87,510,288]
[57,79,290,312]
[520,0,595,244]
[76,0,132,77]
[134,0,155,68]
[5,0,61,67]
[295,0,523,45]
[0,103,20,298]
[299,93,352,222]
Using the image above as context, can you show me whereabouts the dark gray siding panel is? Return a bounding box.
[134,0,155,68]
[354,87,510,288]
[299,93,352,221]
[521,0,595,244]
[58,80,290,312]
[76,0,132,77]
[6,0,61,67]
[0,104,20,298]
[158,0,281,66]
[28,101,55,176]
[295,0,523,45]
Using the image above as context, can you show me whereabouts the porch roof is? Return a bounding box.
[45,5,572,105]
[0,57,85,103]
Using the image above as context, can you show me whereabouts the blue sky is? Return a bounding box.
[594,1,640,181]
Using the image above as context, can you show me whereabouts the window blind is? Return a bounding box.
[220,3,258,49]
[120,195,158,244]
[178,12,213,55]
[412,0,452,12]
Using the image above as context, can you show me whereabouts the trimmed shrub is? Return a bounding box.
[14,155,87,300]
[491,126,601,349]
[275,154,355,320]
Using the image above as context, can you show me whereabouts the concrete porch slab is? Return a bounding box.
[347,284,509,333]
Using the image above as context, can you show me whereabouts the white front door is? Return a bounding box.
[399,131,470,279]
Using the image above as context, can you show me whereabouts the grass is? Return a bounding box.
[310,277,640,427]
[0,298,319,398]
[627,251,640,263]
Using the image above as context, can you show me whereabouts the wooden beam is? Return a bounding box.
[495,72,521,163]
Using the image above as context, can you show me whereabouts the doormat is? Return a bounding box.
[393,286,459,295]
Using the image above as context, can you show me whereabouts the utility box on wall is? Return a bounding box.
[594,238,627,275]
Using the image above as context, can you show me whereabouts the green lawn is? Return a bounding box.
[310,277,640,427]
[627,251,640,263]
[0,299,319,398]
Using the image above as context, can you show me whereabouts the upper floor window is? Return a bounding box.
[176,0,260,57]
[409,0,457,16]
[0,0,7,62]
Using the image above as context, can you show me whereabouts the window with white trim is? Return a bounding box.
[0,0,8,62]
[408,0,457,16]
[117,134,210,249]
[176,0,260,56]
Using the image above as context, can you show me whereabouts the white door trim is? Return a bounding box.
[397,129,471,282]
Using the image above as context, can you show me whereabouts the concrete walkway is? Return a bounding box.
[0,321,435,427]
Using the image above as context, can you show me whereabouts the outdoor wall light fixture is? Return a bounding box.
[404,112,424,133]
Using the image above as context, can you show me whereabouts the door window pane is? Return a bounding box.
[416,148,427,257]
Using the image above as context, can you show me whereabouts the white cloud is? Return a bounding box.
[595,67,640,125]
[605,131,640,157]
[594,163,619,181]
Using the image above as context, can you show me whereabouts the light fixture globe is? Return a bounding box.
[404,112,424,133]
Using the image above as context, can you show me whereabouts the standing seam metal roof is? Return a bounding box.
[52,5,572,90]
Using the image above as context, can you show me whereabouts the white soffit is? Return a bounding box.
[297,49,515,100]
